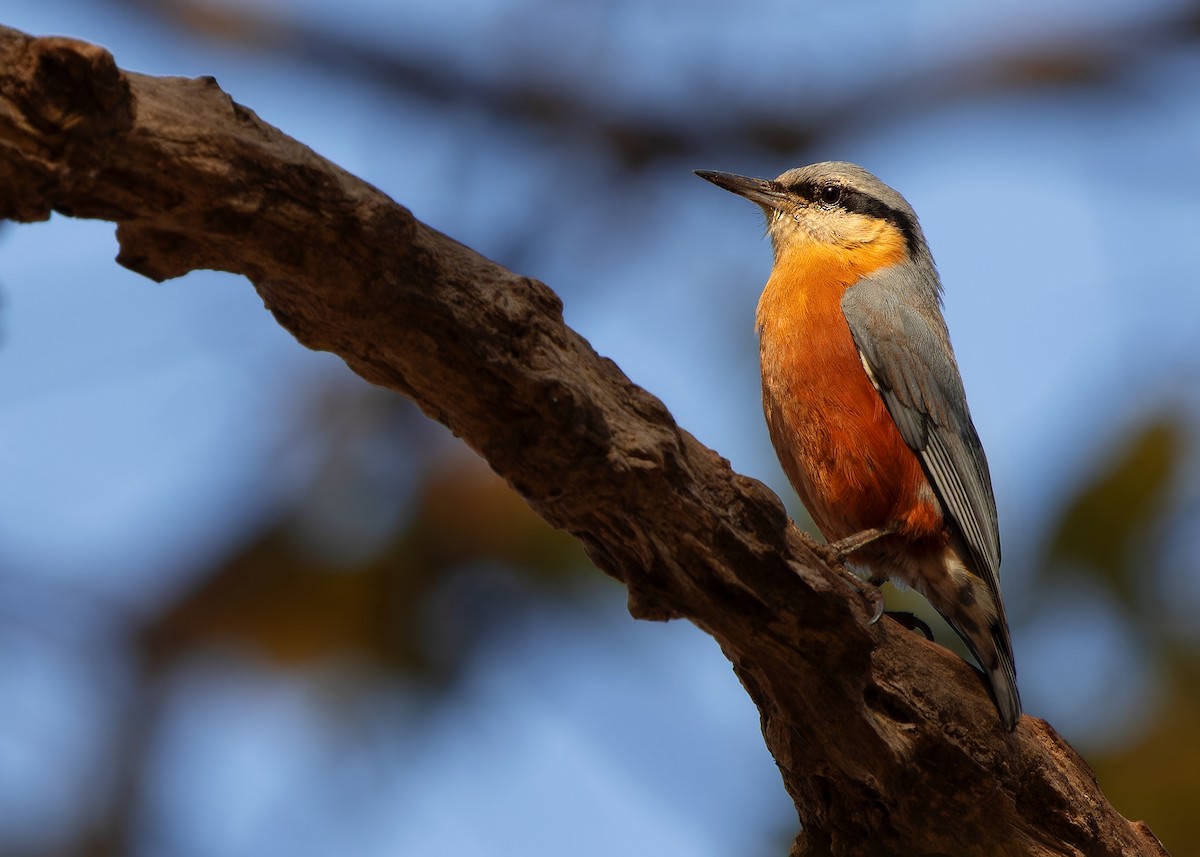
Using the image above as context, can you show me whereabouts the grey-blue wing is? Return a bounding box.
[840,268,1002,596]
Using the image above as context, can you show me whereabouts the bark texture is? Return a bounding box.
[0,25,1169,857]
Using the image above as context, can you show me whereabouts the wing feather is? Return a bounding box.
[841,269,1002,594]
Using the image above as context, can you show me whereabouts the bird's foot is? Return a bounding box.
[883,611,934,640]
[823,527,891,560]
[797,530,886,623]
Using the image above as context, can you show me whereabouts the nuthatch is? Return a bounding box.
[696,162,1020,730]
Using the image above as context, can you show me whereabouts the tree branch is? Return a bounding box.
[0,25,1168,857]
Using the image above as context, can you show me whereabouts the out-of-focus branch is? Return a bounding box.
[112,0,1200,167]
[0,25,1170,857]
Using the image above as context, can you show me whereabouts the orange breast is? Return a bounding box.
[756,242,941,542]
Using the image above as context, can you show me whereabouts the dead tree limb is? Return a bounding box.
[0,25,1169,857]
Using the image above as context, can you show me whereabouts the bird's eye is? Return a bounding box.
[819,185,842,207]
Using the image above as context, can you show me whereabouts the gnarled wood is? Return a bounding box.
[0,24,1169,857]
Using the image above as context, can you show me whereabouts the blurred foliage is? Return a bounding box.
[142,392,592,683]
[1043,418,1180,608]
[111,0,1200,170]
[1094,658,1200,853]
[1039,416,1198,851]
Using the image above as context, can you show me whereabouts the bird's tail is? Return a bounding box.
[936,553,1021,731]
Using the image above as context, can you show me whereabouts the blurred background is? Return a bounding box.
[2,1,1199,855]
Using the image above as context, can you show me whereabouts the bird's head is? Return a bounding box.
[695,162,929,273]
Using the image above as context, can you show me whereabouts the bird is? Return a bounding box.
[695,162,1020,730]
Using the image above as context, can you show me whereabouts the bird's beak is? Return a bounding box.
[694,170,790,211]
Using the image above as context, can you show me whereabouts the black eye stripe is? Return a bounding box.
[787,180,919,256]
[786,180,824,204]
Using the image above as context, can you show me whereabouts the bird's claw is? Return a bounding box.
[798,531,885,623]
[865,587,886,624]
[857,577,886,624]
[883,611,934,640]
[840,567,885,624]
